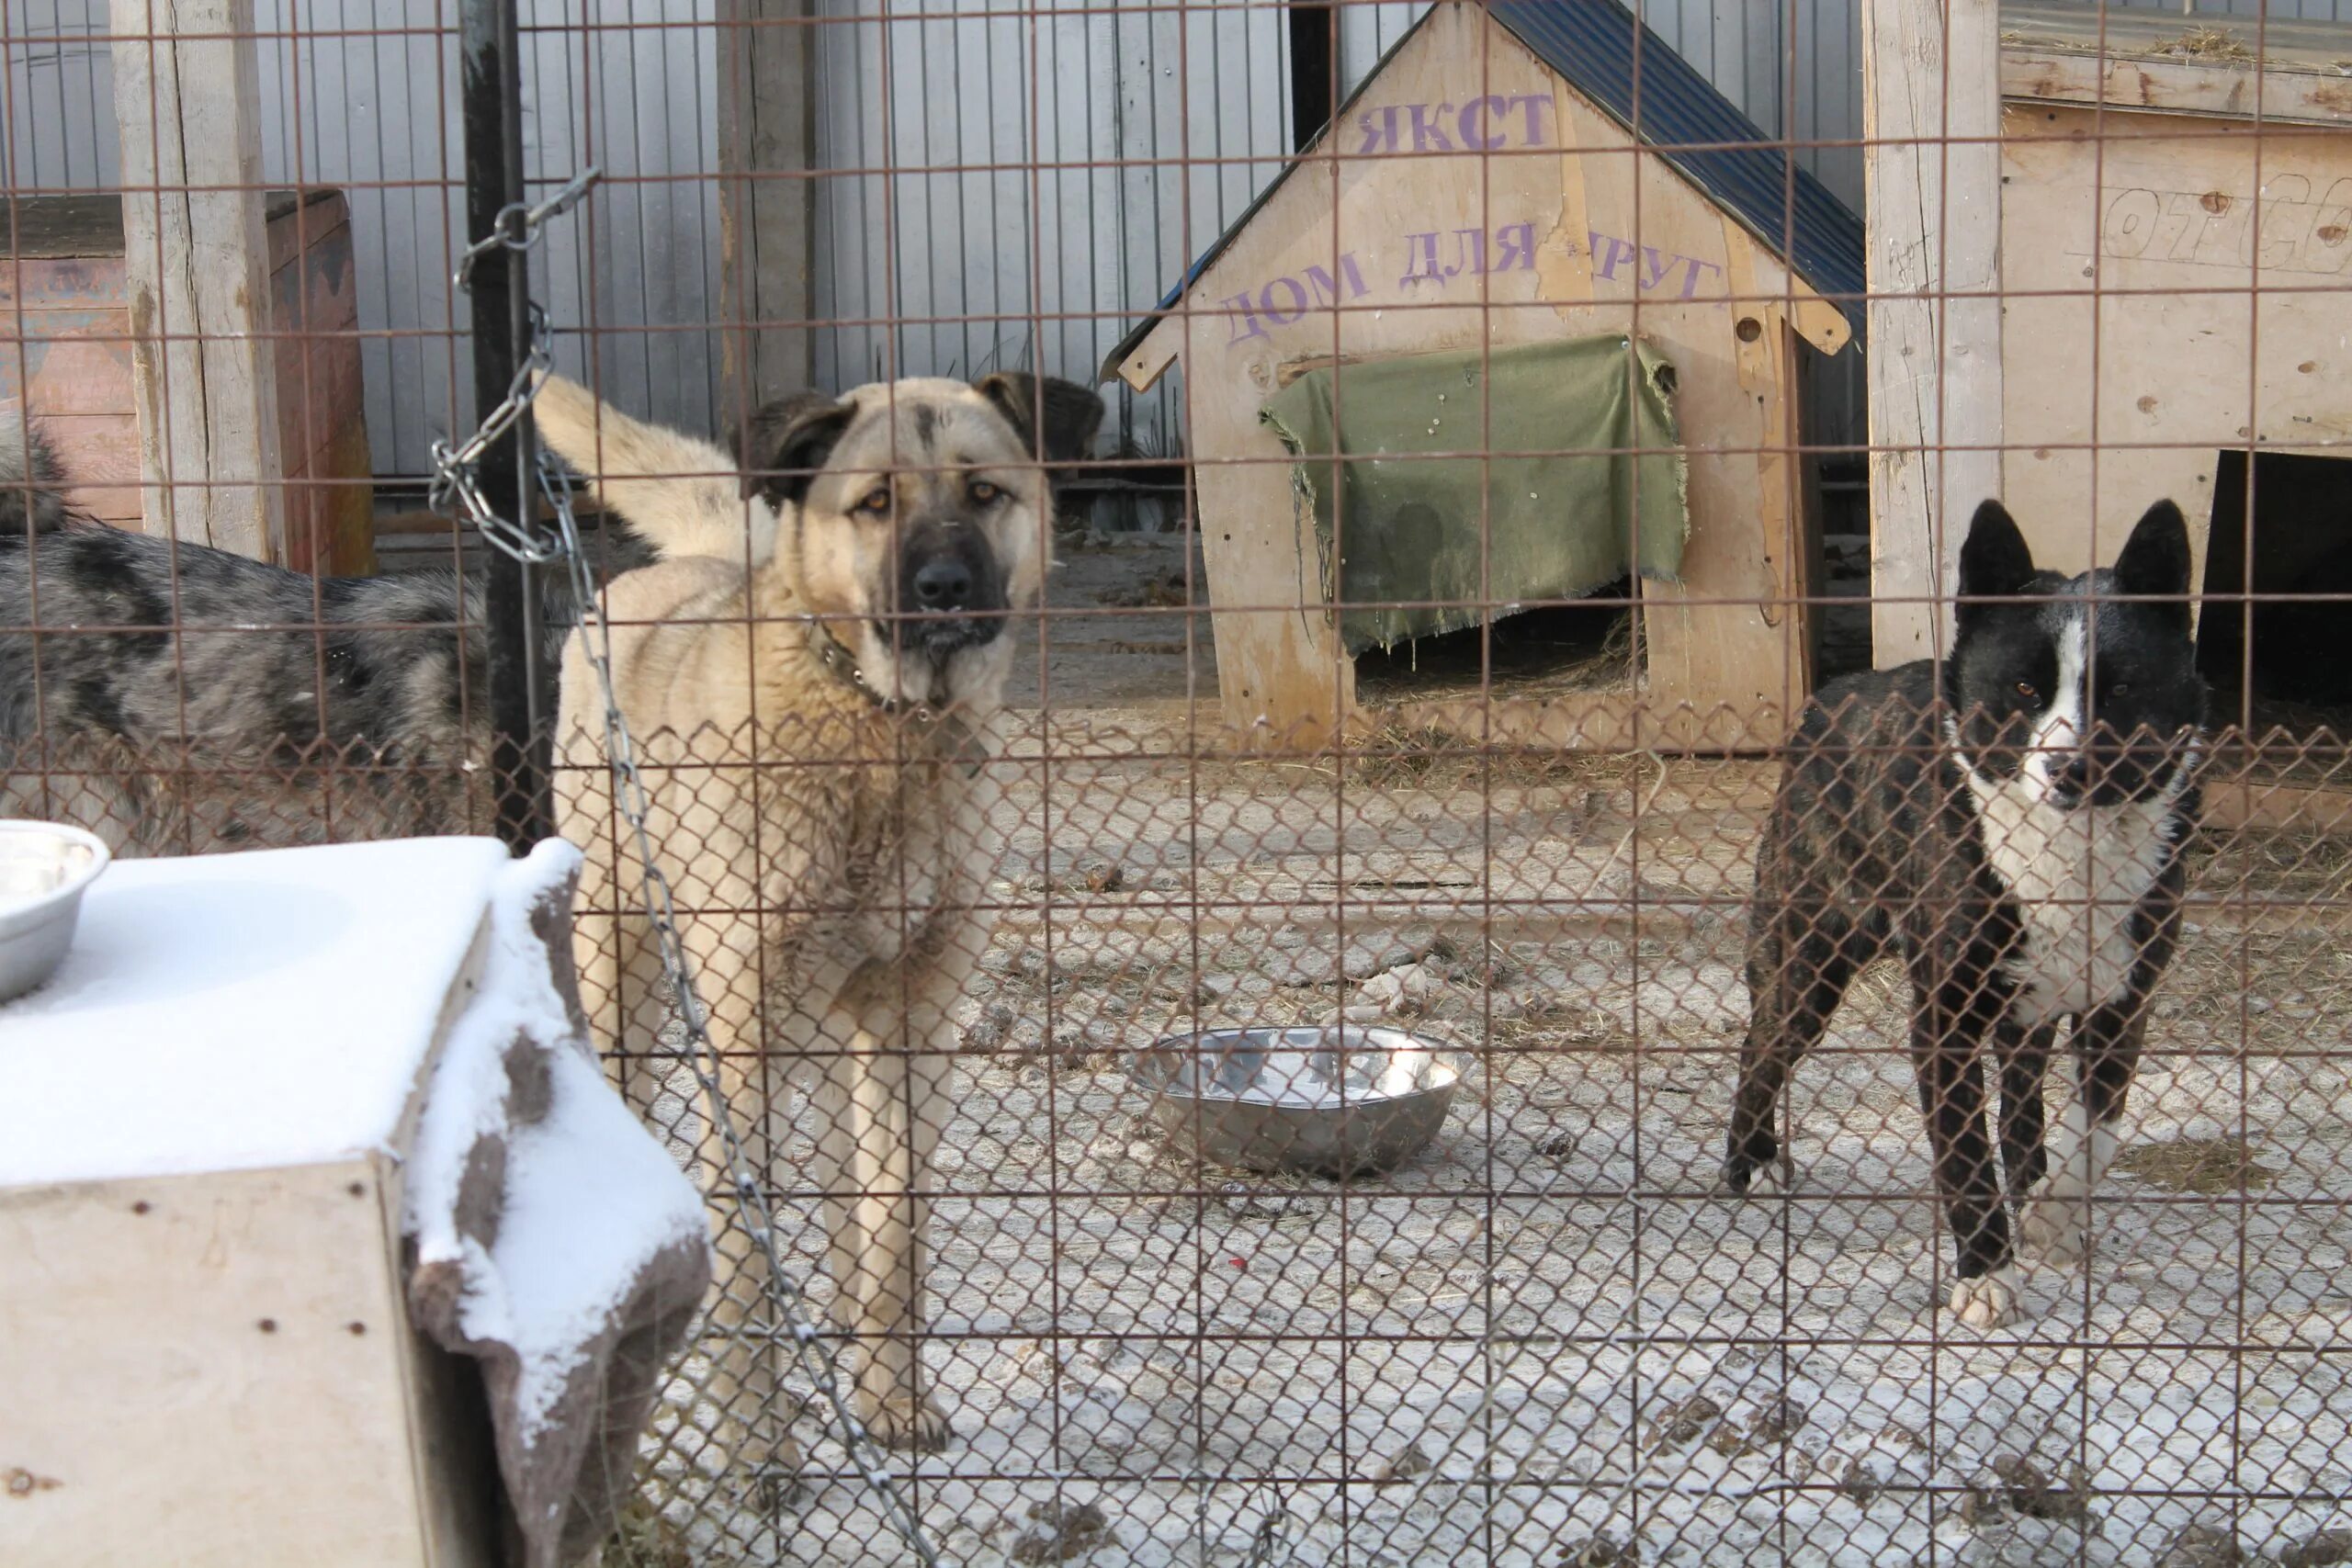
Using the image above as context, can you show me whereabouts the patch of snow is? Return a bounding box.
[0,837,511,1187]
[404,840,708,1444]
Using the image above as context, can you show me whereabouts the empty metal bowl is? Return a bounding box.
[0,821,110,1004]
[1129,1025,1465,1179]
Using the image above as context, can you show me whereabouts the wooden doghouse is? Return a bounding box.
[1104,0,1860,749]
[1867,2,2352,672]
[0,190,375,576]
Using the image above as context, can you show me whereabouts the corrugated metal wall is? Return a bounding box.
[3,0,723,480]
[807,0,1296,461]
[6,1,2346,478]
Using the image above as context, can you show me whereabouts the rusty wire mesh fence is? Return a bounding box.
[6,1,2352,1565]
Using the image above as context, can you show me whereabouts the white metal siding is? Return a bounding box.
[6,2,2346,477]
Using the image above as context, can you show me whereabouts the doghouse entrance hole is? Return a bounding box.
[2198,450,2352,727]
[1351,585,1639,704]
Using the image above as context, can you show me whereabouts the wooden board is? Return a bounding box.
[1998,103,2352,596]
[2001,0,2352,128]
[109,0,285,563]
[1863,0,2003,668]
[266,194,375,575]
[1118,2,1843,744]
[2202,776,2352,835]
[0,1157,492,1568]
[718,0,816,418]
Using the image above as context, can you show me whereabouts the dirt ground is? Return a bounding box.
[614,719,2352,1568]
[1000,532,1216,711]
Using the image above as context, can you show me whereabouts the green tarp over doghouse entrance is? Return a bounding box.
[1260,333,1689,656]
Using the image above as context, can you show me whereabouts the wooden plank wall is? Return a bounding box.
[1999,106,2352,593]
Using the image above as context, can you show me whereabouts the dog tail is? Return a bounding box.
[531,373,757,561]
[0,409,74,537]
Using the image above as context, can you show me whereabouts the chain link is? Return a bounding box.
[426,166,602,567]
[453,164,605,289]
[431,174,945,1567]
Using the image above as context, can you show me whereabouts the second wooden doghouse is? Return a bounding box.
[1105,0,1861,748]
[1867,1,2352,702]
[2001,4,2352,713]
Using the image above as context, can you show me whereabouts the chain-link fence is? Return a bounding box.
[7,2,2352,1565]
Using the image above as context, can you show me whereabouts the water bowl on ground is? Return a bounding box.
[1128,1025,1465,1179]
[0,821,111,1003]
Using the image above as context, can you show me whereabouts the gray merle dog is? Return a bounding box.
[0,429,660,852]
[1724,499,2205,1329]
[0,374,1093,853]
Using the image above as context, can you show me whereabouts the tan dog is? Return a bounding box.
[534,370,1099,1466]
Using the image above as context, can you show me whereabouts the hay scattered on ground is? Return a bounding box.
[2114,1135,2278,1195]
[1338,724,1642,793]
[2193,822,2352,900]
[604,1495,695,1568]
[1099,570,1190,609]
[1353,610,1638,707]
[2163,24,2254,62]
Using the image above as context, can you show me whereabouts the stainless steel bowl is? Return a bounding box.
[1129,1025,1465,1179]
[0,821,111,1004]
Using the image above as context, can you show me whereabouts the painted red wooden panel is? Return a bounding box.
[1,190,373,573]
[0,257,132,311]
[10,315,137,419]
[39,412,141,524]
[282,422,376,577]
[266,192,349,276]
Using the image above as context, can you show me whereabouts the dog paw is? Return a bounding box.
[2018,1190,2088,1265]
[751,1456,808,1515]
[1717,1153,1797,1197]
[856,1391,952,1453]
[1948,1269,2022,1331]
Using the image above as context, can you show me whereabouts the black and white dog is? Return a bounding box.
[1724,499,2206,1328]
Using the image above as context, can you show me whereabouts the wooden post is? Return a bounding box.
[1861,0,2001,666]
[718,0,816,423]
[109,0,284,563]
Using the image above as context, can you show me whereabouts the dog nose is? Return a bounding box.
[2052,757,2094,800]
[912,557,973,611]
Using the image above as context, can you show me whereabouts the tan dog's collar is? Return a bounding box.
[808,624,988,777]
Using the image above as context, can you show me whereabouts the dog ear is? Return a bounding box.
[974,372,1104,468]
[2113,499,2193,634]
[1957,500,2037,632]
[735,393,854,506]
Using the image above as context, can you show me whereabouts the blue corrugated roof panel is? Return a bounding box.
[1103,0,1864,379]
[1489,0,1864,326]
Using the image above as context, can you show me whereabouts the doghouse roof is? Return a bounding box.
[1102,0,1867,379]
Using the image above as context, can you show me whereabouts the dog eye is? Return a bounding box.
[855,485,892,515]
[2014,681,2040,703]
[969,479,1001,505]
[2109,682,2132,698]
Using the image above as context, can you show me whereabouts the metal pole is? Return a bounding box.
[460,0,551,852]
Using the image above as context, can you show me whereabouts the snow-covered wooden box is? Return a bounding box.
[0,840,541,1568]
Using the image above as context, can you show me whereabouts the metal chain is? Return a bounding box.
[431,175,945,1568]
[425,166,600,567]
